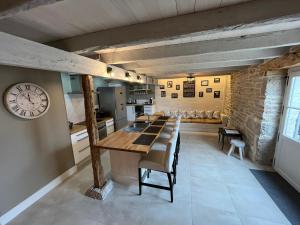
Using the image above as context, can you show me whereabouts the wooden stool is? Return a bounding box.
[227,139,245,160]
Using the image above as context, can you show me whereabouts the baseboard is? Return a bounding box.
[276,167,300,193]
[0,166,77,225]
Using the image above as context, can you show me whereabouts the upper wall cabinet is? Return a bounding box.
[61,73,82,94]
[147,77,158,85]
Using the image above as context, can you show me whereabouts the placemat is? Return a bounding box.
[158,116,170,120]
[143,126,162,134]
[133,134,157,145]
[151,120,166,126]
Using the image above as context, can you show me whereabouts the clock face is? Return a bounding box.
[4,83,50,119]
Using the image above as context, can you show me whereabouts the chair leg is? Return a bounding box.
[138,168,142,195]
[167,173,173,203]
[147,169,151,178]
[172,162,177,184]
[239,147,244,160]
[227,145,235,156]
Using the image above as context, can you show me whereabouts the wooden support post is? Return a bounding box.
[82,75,113,199]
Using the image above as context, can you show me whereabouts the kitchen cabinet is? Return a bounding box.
[144,105,156,115]
[106,118,115,135]
[126,105,136,121]
[71,129,90,164]
[70,127,111,178]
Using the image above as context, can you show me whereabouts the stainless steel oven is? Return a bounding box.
[97,121,107,140]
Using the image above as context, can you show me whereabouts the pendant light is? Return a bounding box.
[187,73,195,84]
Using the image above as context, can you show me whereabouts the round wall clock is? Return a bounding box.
[4,83,50,119]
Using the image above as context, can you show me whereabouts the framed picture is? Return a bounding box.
[167,81,173,88]
[214,91,221,98]
[201,80,209,86]
[206,88,212,93]
[176,85,180,90]
[214,78,220,83]
[171,93,178,98]
[199,91,204,97]
[159,85,165,89]
[183,81,195,97]
[161,91,166,97]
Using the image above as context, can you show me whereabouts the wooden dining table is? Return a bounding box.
[95,115,171,184]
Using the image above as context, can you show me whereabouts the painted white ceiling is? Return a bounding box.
[0,0,251,43]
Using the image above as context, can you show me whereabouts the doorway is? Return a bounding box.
[274,68,300,192]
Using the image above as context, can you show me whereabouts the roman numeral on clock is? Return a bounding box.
[30,111,34,117]
[25,85,30,90]
[20,110,26,116]
[9,99,16,104]
[16,86,22,92]
[12,105,19,112]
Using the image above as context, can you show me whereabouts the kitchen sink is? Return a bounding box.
[123,121,150,132]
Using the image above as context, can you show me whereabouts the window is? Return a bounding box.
[283,77,300,141]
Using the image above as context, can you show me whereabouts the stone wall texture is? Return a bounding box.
[229,69,286,165]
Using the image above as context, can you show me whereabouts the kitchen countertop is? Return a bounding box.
[69,117,113,135]
[126,103,155,106]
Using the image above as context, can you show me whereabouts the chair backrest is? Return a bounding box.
[164,133,177,172]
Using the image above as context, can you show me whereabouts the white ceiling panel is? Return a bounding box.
[0,0,252,43]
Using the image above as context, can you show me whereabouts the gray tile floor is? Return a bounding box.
[9,132,291,225]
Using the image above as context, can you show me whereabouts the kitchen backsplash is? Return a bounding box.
[64,94,85,124]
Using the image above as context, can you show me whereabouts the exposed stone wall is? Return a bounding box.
[229,69,286,164]
[223,75,232,117]
[258,71,286,164]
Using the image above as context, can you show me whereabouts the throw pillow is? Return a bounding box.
[206,110,213,119]
[213,111,221,119]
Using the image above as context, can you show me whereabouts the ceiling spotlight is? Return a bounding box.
[137,75,141,80]
[107,66,113,74]
[125,72,131,77]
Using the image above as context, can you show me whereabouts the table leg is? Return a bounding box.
[221,135,225,150]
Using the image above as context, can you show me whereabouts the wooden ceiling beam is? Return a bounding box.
[0,0,63,19]
[100,29,300,64]
[48,0,300,54]
[122,48,288,71]
[152,66,247,77]
[0,32,145,83]
[143,60,261,76]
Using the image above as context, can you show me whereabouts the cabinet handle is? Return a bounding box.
[77,136,88,142]
[76,132,87,137]
[79,146,89,153]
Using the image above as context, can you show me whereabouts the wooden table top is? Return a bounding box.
[95,116,169,154]
[95,130,154,154]
[135,115,159,122]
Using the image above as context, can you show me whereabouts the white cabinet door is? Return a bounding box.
[274,70,300,192]
[71,129,90,164]
[144,105,156,115]
[126,106,135,121]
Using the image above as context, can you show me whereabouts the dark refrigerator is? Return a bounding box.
[97,87,128,130]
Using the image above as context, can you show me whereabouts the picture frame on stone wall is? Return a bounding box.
[201,80,209,86]
[214,91,221,98]
[214,78,220,83]
[176,85,180,90]
[159,85,165,89]
[167,81,173,88]
[171,93,178,98]
[206,88,212,93]
[199,91,204,97]
[161,91,166,97]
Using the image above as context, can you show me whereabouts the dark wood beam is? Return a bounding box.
[82,75,105,190]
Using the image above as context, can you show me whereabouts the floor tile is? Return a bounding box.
[8,132,289,225]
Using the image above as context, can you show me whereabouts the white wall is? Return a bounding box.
[155,75,230,113]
